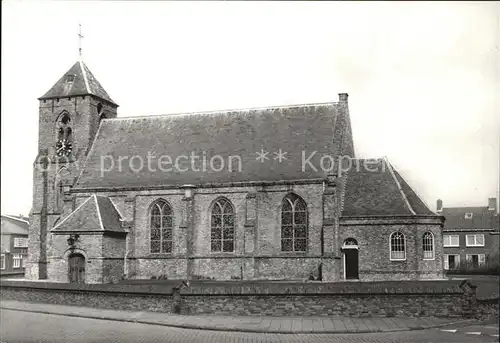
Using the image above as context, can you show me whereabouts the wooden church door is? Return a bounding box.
[68,254,85,284]
[342,238,359,280]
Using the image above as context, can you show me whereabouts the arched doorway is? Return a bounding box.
[68,253,85,284]
[342,238,359,280]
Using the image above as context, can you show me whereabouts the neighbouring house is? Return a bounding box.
[26,58,445,284]
[1,215,29,277]
[438,198,500,270]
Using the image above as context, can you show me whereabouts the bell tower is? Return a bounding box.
[26,60,119,280]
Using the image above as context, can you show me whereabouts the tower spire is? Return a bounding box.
[78,23,84,59]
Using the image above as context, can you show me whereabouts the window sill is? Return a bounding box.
[147,253,174,257]
[390,258,406,262]
[423,258,435,261]
[209,251,236,256]
[275,252,309,258]
[465,245,485,247]
[443,245,460,248]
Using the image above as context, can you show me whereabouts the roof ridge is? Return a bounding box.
[94,194,105,231]
[393,166,438,216]
[79,60,91,94]
[102,101,340,122]
[1,215,29,224]
[74,121,104,187]
[339,173,348,215]
[384,157,416,215]
[107,197,124,221]
[52,195,94,231]
[443,206,489,210]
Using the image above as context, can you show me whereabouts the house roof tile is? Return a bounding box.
[0,215,29,235]
[441,206,497,231]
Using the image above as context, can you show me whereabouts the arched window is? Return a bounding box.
[390,232,406,260]
[281,193,307,252]
[55,112,73,156]
[343,238,358,248]
[149,199,173,254]
[57,112,72,141]
[422,232,434,260]
[211,198,235,252]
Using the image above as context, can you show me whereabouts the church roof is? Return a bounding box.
[51,194,124,233]
[74,101,350,190]
[39,60,116,105]
[341,158,436,217]
[1,215,29,235]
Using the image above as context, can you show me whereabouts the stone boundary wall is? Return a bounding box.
[0,280,477,318]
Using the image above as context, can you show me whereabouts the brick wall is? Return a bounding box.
[0,279,477,318]
[340,217,444,280]
[28,95,117,281]
[47,235,104,283]
[72,183,330,281]
[60,186,446,283]
[182,294,463,317]
[443,230,498,266]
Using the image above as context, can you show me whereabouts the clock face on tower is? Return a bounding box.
[56,139,73,157]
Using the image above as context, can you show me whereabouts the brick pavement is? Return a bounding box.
[0,300,473,334]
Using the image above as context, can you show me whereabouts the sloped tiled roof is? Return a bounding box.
[39,60,116,105]
[441,206,497,231]
[74,102,348,189]
[51,194,124,233]
[341,158,436,217]
[392,169,435,215]
[0,215,29,235]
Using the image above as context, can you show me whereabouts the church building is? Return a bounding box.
[26,60,445,283]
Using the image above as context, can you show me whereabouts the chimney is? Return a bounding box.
[436,199,443,212]
[488,197,497,212]
[338,93,348,103]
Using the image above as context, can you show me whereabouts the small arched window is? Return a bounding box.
[390,232,406,260]
[56,113,72,138]
[422,232,434,260]
[149,199,173,254]
[281,193,308,252]
[211,198,235,252]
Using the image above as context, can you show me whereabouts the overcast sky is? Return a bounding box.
[1,1,499,216]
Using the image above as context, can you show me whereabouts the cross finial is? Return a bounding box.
[78,23,84,58]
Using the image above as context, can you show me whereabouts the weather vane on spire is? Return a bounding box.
[78,23,84,57]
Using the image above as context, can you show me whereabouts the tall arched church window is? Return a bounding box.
[390,232,406,260]
[281,193,308,252]
[55,112,73,157]
[210,198,235,252]
[149,200,173,254]
[422,232,434,260]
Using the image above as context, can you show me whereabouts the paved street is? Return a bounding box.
[1,309,498,343]
[0,300,467,334]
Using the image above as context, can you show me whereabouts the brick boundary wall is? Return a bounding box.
[0,280,477,318]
